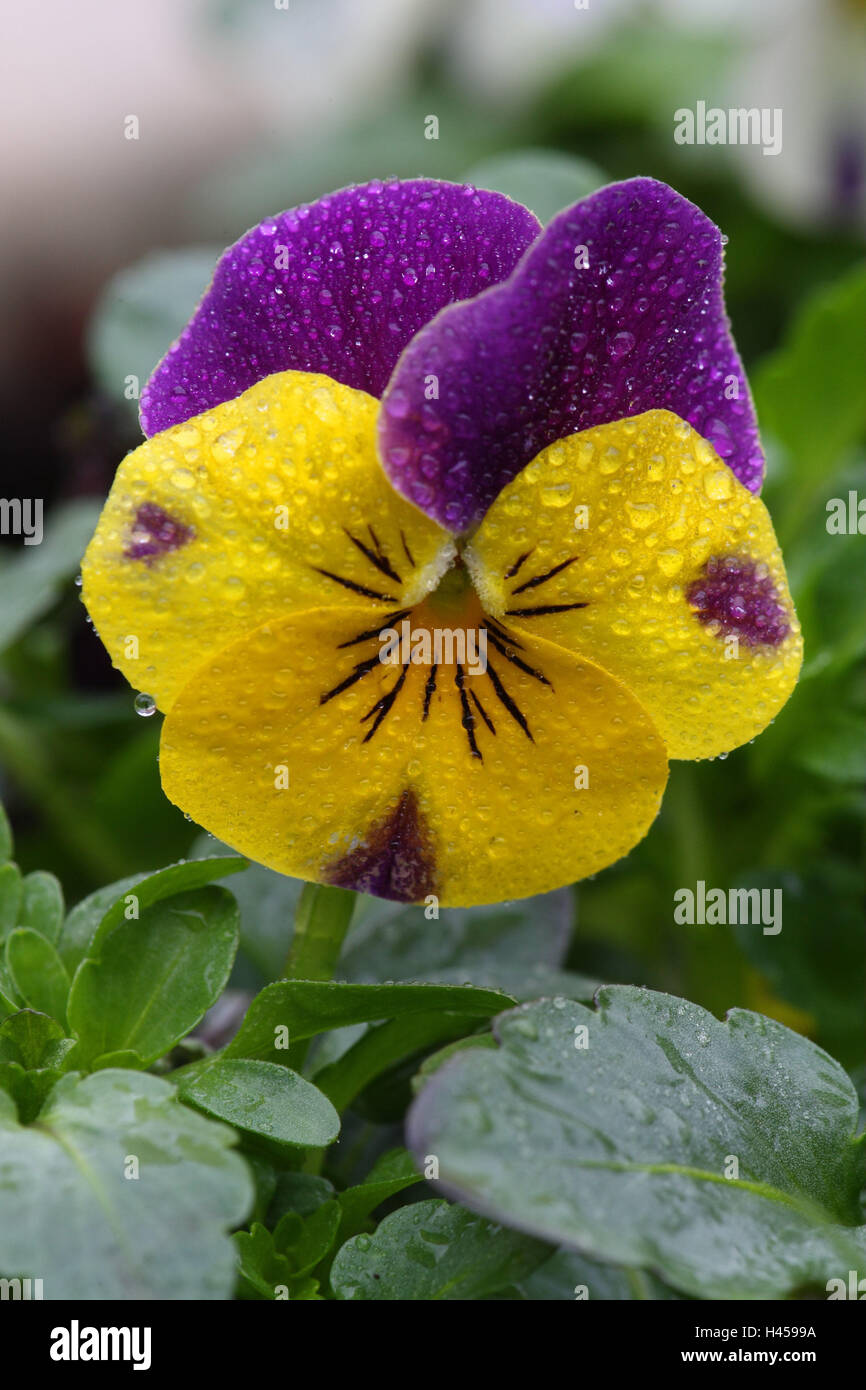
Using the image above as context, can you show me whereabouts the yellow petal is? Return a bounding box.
[466,410,802,761]
[159,605,668,906]
[81,371,454,711]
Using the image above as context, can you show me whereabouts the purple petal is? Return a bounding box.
[380,177,764,533]
[140,179,541,436]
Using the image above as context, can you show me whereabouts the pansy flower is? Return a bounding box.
[82,177,801,906]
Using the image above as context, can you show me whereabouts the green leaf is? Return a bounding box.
[539,23,735,128]
[67,885,240,1068]
[179,1058,339,1149]
[330,1199,549,1301]
[335,1148,423,1243]
[733,867,866,1065]
[0,1011,77,1123]
[5,929,70,1023]
[88,247,221,418]
[517,1247,683,1301]
[407,988,866,1300]
[0,987,18,1023]
[340,889,575,999]
[56,874,145,974]
[0,801,12,863]
[463,149,608,225]
[234,1211,333,1300]
[274,1202,342,1276]
[796,712,866,784]
[89,857,246,959]
[267,1172,335,1225]
[0,500,101,652]
[234,1224,296,1300]
[0,1070,252,1298]
[58,855,246,975]
[754,264,866,537]
[226,981,513,1064]
[18,871,64,943]
[0,1009,73,1070]
[412,1032,500,1093]
[313,1011,489,1113]
[0,862,23,943]
[755,262,866,472]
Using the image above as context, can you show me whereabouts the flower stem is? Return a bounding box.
[283,882,356,983]
[282,884,356,1128]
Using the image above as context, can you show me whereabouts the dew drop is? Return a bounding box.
[609,331,635,360]
[703,469,733,501]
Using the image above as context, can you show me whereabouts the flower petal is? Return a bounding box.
[465,410,802,761]
[380,177,763,532]
[82,371,454,712]
[140,179,541,436]
[160,608,668,906]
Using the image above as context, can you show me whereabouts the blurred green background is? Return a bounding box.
[0,0,863,1067]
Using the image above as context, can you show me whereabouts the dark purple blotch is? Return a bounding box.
[687,555,789,647]
[124,503,194,563]
[326,788,436,903]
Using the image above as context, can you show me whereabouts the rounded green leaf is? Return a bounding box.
[18,871,64,943]
[180,1059,339,1149]
[330,1198,548,1300]
[5,929,70,1024]
[408,987,866,1300]
[67,886,240,1068]
[0,1070,251,1299]
[57,854,246,975]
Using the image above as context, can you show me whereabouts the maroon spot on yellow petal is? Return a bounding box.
[124,503,194,563]
[325,788,437,903]
[687,555,789,647]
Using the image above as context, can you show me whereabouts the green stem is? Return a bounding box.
[283,884,357,1170]
[283,883,356,983]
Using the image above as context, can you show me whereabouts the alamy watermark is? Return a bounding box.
[674,102,782,157]
[1,1276,43,1299]
[0,498,43,545]
[674,881,782,935]
[50,1321,151,1370]
[379,621,488,676]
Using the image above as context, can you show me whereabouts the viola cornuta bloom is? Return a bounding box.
[83,177,801,905]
